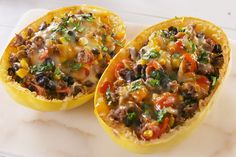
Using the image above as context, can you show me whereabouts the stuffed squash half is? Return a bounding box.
[0,5,126,111]
[94,17,230,153]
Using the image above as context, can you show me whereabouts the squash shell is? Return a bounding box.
[0,5,126,111]
[94,17,231,153]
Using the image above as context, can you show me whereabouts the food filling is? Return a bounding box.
[8,9,125,99]
[99,24,224,141]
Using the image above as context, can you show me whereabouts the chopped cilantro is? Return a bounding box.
[130,80,143,92]
[155,109,168,123]
[102,46,108,52]
[147,78,160,87]
[80,13,95,22]
[211,76,217,86]
[30,60,55,74]
[72,63,82,70]
[172,53,181,59]
[198,51,209,64]
[54,67,62,76]
[105,86,112,106]
[150,70,161,80]
[127,112,137,121]
[142,49,160,60]
[189,40,196,53]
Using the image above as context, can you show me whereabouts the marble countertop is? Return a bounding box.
[0,5,236,157]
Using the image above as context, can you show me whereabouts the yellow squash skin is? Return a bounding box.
[94,17,231,153]
[0,5,126,111]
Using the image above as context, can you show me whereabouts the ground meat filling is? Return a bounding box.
[99,24,223,141]
[8,10,124,100]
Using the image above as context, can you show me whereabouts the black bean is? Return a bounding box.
[119,69,136,83]
[39,22,48,31]
[37,76,49,87]
[73,85,82,96]
[67,31,74,36]
[212,44,222,53]
[109,51,116,58]
[28,85,36,92]
[8,68,15,76]
[96,73,102,79]
[134,64,143,78]
[141,65,147,80]
[46,80,56,91]
[84,80,94,87]
[63,76,74,86]
[168,26,178,35]
[12,62,20,71]
[91,48,100,55]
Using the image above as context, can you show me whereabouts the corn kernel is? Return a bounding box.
[59,37,67,44]
[20,58,29,69]
[138,59,147,65]
[159,58,166,65]
[98,52,103,60]
[172,58,180,68]
[16,68,28,78]
[143,130,153,138]
[169,116,175,127]
[79,37,88,46]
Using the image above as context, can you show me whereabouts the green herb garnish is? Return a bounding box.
[147,78,160,87]
[72,63,82,70]
[155,109,168,123]
[130,80,143,92]
[189,40,196,53]
[211,76,217,86]
[142,49,160,60]
[127,112,137,121]
[198,51,209,64]
[102,46,108,52]
[30,60,55,74]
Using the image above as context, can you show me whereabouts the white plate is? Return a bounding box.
[0,9,236,157]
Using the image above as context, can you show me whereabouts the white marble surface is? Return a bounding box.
[1,6,236,157]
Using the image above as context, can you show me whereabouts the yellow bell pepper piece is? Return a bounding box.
[20,58,29,69]
[16,68,28,78]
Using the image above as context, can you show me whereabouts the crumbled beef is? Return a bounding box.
[33,36,45,48]
[27,28,34,37]
[167,80,179,93]
[119,68,136,83]
[180,82,198,100]
[13,34,25,47]
[197,62,215,75]
[109,106,128,122]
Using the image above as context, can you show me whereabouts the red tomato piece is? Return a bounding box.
[183,53,197,72]
[99,81,112,94]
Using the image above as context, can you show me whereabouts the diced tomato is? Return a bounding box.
[99,81,112,94]
[115,62,125,78]
[196,75,210,91]
[158,117,170,137]
[113,32,125,40]
[183,53,197,72]
[176,40,184,49]
[154,93,177,110]
[168,40,185,54]
[146,60,162,75]
[57,87,71,94]
[142,117,170,140]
